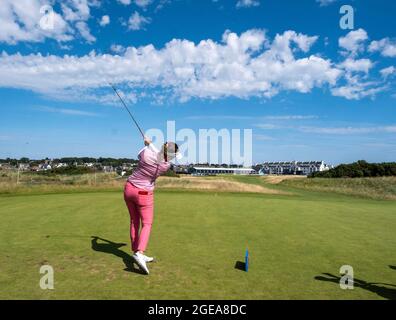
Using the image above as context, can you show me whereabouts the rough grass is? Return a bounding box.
[279,176,396,201]
[156,176,288,195]
[263,175,307,184]
[0,171,122,186]
[1,171,396,200]
[0,171,124,195]
[0,171,288,196]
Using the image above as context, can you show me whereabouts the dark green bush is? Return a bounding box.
[37,166,95,176]
[310,161,396,178]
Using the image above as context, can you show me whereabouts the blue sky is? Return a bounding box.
[0,0,395,165]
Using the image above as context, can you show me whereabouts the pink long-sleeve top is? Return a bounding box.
[127,144,171,191]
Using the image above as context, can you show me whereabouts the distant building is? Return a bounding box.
[0,163,13,170]
[122,163,137,171]
[38,163,52,171]
[18,163,30,171]
[173,165,190,174]
[103,166,114,173]
[55,163,68,168]
[258,161,331,176]
[190,167,256,176]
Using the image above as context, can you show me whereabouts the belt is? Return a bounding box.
[128,181,153,195]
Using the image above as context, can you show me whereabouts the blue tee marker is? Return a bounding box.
[245,249,249,272]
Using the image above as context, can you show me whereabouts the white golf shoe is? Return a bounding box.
[132,252,149,274]
[143,254,154,263]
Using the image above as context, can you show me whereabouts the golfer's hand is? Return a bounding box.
[144,136,152,146]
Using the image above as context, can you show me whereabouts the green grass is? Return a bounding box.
[0,178,395,300]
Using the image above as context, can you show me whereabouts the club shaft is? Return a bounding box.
[110,84,145,138]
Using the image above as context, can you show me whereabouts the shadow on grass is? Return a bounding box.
[315,272,396,300]
[234,261,246,272]
[91,236,146,275]
[390,265,396,271]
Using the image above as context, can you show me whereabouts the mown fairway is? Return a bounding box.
[0,178,395,300]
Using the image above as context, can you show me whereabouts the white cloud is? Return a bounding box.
[338,58,373,74]
[255,124,282,130]
[316,0,338,6]
[128,11,151,30]
[0,0,73,44]
[333,30,388,100]
[117,0,132,5]
[299,126,396,134]
[61,0,91,22]
[37,106,100,117]
[255,123,396,135]
[0,28,376,104]
[236,0,260,8]
[75,21,96,43]
[155,0,172,11]
[61,0,97,43]
[99,15,110,27]
[339,29,368,56]
[369,38,396,57]
[186,115,253,120]
[264,115,318,120]
[0,0,100,45]
[135,0,153,9]
[332,50,387,100]
[380,66,396,79]
[110,44,125,54]
[253,134,276,141]
[187,115,318,121]
[331,79,386,100]
[59,43,73,50]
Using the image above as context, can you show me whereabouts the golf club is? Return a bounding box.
[109,83,145,139]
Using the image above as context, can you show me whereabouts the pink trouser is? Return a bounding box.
[124,182,154,253]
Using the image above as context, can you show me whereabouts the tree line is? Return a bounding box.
[310,161,396,178]
[0,157,139,167]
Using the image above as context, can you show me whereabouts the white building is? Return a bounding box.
[38,163,52,171]
[0,163,13,170]
[18,163,30,171]
[55,163,68,168]
[191,167,256,176]
[103,166,114,173]
[259,161,331,176]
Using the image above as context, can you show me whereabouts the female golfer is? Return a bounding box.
[124,136,180,274]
